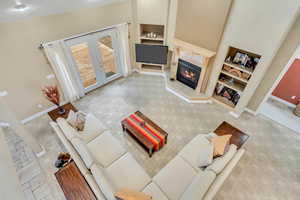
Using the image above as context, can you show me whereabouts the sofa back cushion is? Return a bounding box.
[179,134,213,170]
[81,113,107,135]
[57,118,78,141]
[71,137,94,169]
[58,113,108,143]
[90,163,117,200]
[206,144,237,174]
[153,156,197,200]
[51,122,90,176]
[87,131,126,168]
[180,170,216,200]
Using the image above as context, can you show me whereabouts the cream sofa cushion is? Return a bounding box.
[179,134,213,170]
[204,149,245,200]
[81,113,107,135]
[84,173,106,200]
[71,137,94,169]
[87,131,126,167]
[206,144,237,174]
[142,182,168,200]
[57,118,78,141]
[180,170,216,200]
[57,114,107,143]
[50,122,90,176]
[153,156,197,200]
[90,163,117,199]
[77,113,108,143]
[106,153,151,191]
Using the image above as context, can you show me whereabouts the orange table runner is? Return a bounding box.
[124,114,166,151]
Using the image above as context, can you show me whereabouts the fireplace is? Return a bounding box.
[176,59,201,89]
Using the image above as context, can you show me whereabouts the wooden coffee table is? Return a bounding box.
[121,111,168,157]
[55,161,96,200]
[214,121,249,149]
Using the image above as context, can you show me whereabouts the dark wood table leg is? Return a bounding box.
[149,148,153,158]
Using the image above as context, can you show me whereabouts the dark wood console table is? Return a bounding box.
[214,121,249,149]
[48,103,78,121]
[55,161,96,200]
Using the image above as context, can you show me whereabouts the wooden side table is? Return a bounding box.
[214,121,249,149]
[48,103,78,121]
[55,161,96,200]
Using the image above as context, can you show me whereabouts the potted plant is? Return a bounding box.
[42,85,65,115]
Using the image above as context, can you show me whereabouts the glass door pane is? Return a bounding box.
[97,35,118,78]
[69,42,97,88]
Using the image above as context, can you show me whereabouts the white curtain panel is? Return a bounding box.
[43,41,84,102]
[116,23,132,77]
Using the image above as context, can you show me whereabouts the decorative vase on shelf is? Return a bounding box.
[42,85,66,115]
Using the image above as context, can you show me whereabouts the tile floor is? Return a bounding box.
[260,98,300,134]
[4,73,300,200]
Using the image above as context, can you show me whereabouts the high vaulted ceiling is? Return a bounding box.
[0,0,124,22]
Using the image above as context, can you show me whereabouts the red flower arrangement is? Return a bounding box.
[42,85,65,114]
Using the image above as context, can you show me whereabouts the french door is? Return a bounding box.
[65,29,122,93]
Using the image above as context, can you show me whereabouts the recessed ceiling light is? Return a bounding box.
[13,2,29,12]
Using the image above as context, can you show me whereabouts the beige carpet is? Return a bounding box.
[5,73,300,200]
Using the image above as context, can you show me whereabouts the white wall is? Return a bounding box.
[207,0,300,115]
[248,12,300,111]
[0,1,132,120]
[137,0,169,25]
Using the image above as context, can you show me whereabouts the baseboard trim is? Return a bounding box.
[270,95,296,108]
[21,101,67,124]
[165,86,212,104]
[21,105,58,124]
[135,69,212,104]
[35,145,46,157]
[136,70,166,77]
[0,122,11,127]
[244,108,257,116]
[229,111,240,118]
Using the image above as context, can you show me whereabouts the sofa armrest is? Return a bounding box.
[203,149,245,200]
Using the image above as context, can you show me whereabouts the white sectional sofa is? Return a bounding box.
[51,115,245,200]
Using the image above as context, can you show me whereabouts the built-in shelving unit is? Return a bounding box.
[213,46,261,108]
[138,24,166,73]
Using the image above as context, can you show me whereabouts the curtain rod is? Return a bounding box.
[39,22,131,49]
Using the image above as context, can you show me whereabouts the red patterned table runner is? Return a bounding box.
[124,114,166,150]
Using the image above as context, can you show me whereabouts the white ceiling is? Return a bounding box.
[0,0,124,22]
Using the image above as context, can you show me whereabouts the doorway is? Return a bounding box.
[258,45,300,133]
[65,29,122,93]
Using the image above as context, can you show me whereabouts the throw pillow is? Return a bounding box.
[66,110,77,127]
[67,110,86,131]
[211,134,232,157]
[115,188,152,200]
[206,144,237,174]
[81,113,107,135]
[198,137,214,168]
[75,112,86,131]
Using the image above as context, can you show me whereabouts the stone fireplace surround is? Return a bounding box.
[169,39,216,101]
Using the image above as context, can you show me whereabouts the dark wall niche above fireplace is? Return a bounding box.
[176,59,201,89]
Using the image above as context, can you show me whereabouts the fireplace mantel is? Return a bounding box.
[171,38,216,93]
